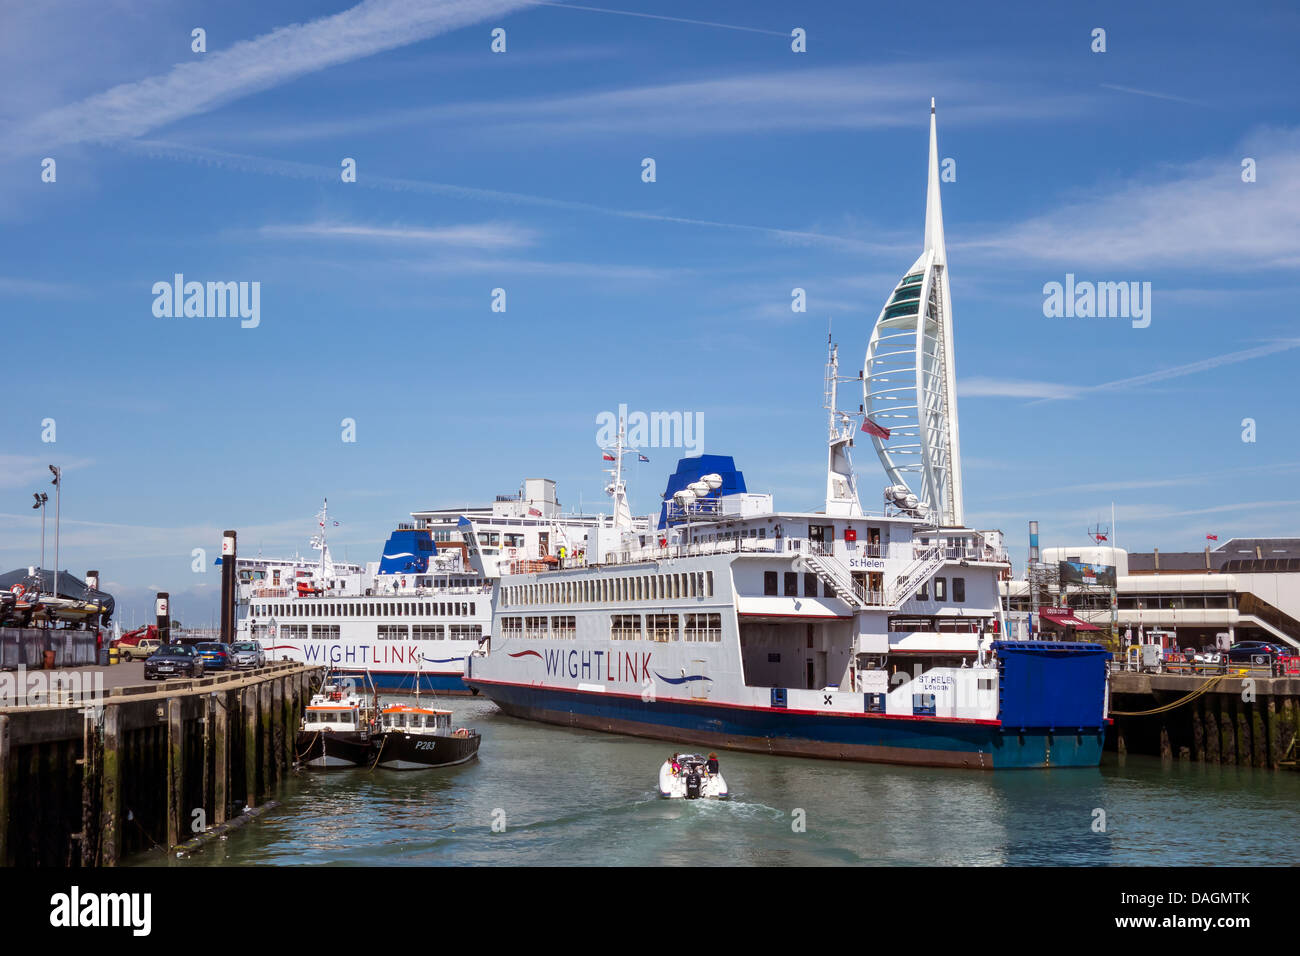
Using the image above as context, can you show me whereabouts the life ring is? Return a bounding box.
[12,584,24,598]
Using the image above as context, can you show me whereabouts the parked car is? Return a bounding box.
[120,638,161,660]
[196,642,235,670]
[1226,641,1288,663]
[143,643,205,680]
[230,641,266,670]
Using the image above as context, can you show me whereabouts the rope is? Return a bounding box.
[367,734,388,772]
[1110,673,1227,716]
[295,731,321,761]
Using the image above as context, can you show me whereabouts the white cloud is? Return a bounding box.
[965,126,1300,270]
[259,221,539,249]
[5,0,533,152]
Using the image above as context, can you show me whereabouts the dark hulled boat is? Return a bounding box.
[296,680,377,769]
[371,703,480,770]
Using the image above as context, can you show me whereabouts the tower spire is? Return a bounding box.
[924,98,946,263]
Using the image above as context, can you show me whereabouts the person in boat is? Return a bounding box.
[706,753,719,774]
[670,753,681,775]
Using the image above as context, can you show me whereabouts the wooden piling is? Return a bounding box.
[1203,701,1219,764]
[1192,702,1205,761]
[260,682,272,793]
[166,697,183,848]
[1220,699,1236,765]
[244,687,258,808]
[101,704,120,866]
[1252,705,1268,768]
[0,714,9,866]
[213,691,228,826]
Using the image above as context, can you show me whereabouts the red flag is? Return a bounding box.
[528,507,541,517]
[602,453,616,461]
[861,418,890,440]
[1206,534,1218,541]
[1095,534,1108,542]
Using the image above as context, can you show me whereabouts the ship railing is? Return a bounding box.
[599,537,779,566]
[250,587,293,598]
[912,544,1008,563]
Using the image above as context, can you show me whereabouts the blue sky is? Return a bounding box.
[2,0,1298,627]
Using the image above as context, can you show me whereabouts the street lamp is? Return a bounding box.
[49,465,61,600]
[31,492,48,578]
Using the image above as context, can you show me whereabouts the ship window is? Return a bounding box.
[953,578,965,602]
[912,694,937,716]
[707,571,714,597]
[684,613,721,642]
[551,616,576,640]
[804,573,818,597]
[413,624,443,641]
[764,572,778,596]
[934,578,947,601]
[611,614,641,641]
[648,613,679,643]
[784,572,798,597]
[865,694,886,713]
[918,583,929,602]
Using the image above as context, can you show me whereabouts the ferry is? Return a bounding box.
[464,104,1112,769]
[239,490,649,693]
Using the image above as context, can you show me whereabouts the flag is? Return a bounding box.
[638,454,650,462]
[528,507,541,517]
[1206,534,1218,541]
[861,418,890,440]
[1095,533,1107,542]
[602,453,616,461]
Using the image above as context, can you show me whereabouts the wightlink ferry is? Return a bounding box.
[464,103,1112,767]
[238,487,649,692]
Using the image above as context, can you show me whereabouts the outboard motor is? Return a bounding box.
[684,769,702,799]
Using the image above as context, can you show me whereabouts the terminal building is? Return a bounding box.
[1002,537,1300,652]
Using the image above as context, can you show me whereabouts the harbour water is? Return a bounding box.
[134,695,1300,867]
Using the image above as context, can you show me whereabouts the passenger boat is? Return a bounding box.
[659,754,728,799]
[295,676,378,769]
[464,104,1112,770]
[370,702,481,770]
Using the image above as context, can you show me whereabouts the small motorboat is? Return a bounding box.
[371,703,480,770]
[296,677,378,769]
[658,753,728,799]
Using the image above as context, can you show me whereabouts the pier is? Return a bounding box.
[1109,670,1300,769]
[0,658,320,866]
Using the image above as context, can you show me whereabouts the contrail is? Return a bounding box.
[113,138,891,252]
[525,2,789,37]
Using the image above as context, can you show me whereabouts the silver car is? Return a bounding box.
[230,641,266,670]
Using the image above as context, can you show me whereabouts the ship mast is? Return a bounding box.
[603,412,634,531]
[824,334,864,517]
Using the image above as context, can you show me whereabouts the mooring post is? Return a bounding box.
[166,697,182,849]
[280,676,293,771]
[1252,702,1268,768]
[156,592,171,645]
[214,691,228,826]
[0,714,9,867]
[244,687,258,808]
[1236,709,1252,767]
[220,530,237,644]
[100,704,120,867]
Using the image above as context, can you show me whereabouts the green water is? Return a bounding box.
[134,695,1300,866]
